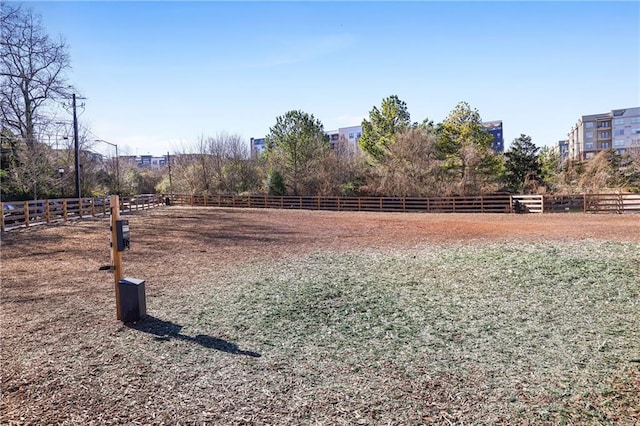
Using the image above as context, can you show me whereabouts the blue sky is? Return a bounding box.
[26,1,640,156]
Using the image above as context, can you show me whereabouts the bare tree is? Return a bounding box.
[315,135,368,196]
[1,2,72,148]
[218,133,258,193]
[365,127,446,197]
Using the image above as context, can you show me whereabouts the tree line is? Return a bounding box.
[2,3,639,201]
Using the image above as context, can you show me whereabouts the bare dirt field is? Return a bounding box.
[1,207,639,424]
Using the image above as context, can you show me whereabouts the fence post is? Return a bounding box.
[618,193,623,214]
[24,201,30,228]
[45,201,51,223]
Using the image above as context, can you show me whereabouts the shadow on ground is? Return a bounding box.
[127,315,261,358]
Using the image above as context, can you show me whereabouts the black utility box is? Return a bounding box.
[118,277,147,322]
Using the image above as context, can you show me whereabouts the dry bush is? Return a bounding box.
[366,128,446,196]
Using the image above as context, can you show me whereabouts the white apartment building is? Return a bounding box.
[567,107,640,160]
[251,125,363,158]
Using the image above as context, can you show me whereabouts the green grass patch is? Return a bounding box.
[180,240,639,423]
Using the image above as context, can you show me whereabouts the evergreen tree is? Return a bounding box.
[436,101,500,195]
[359,95,411,162]
[504,134,541,193]
[265,110,329,195]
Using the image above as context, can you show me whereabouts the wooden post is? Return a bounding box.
[110,195,123,320]
[24,201,29,228]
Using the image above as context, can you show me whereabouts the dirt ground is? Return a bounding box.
[1,207,639,424]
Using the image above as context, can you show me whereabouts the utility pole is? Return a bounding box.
[167,151,172,195]
[72,94,81,199]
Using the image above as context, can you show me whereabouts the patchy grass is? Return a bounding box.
[2,210,639,425]
[172,240,639,424]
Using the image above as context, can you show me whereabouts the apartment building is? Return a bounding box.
[251,125,363,158]
[119,154,169,168]
[557,140,569,161]
[567,107,640,160]
[482,121,504,153]
[250,137,266,158]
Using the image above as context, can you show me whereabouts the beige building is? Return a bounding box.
[567,107,640,160]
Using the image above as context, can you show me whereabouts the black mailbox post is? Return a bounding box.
[118,277,147,322]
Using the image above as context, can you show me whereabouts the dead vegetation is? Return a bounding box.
[1,207,639,425]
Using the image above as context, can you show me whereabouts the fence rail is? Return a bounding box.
[169,194,518,214]
[1,194,164,232]
[4,192,637,232]
[167,193,640,215]
[584,193,640,214]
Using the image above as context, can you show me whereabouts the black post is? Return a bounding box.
[73,94,81,199]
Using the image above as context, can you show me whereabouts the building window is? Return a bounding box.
[632,128,640,134]
[349,133,354,139]
[614,129,624,136]
[614,118,625,125]
[585,122,594,128]
[356,132,361,138]
[601,142,610,149]
[631,117,640,124]
[586,131,593,138]
[585,142,594,149]
[597,121,611,128]
[614,139,625,147]
[599,131,610,139]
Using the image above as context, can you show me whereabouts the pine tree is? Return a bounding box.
[504,134,541,193]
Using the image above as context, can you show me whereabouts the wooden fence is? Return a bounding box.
[168,193,640,215]
[584,193,640,214]
[1,194,164,232]
[512,195,544,213]
[169,194,517,214]
[4,193,638,232]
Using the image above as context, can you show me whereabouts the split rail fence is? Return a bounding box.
[167,193,640,215]
[3,193,638,232]
[1,194,164,232]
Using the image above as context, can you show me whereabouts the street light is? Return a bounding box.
[58,167,65,198]
[95,139,119,194]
